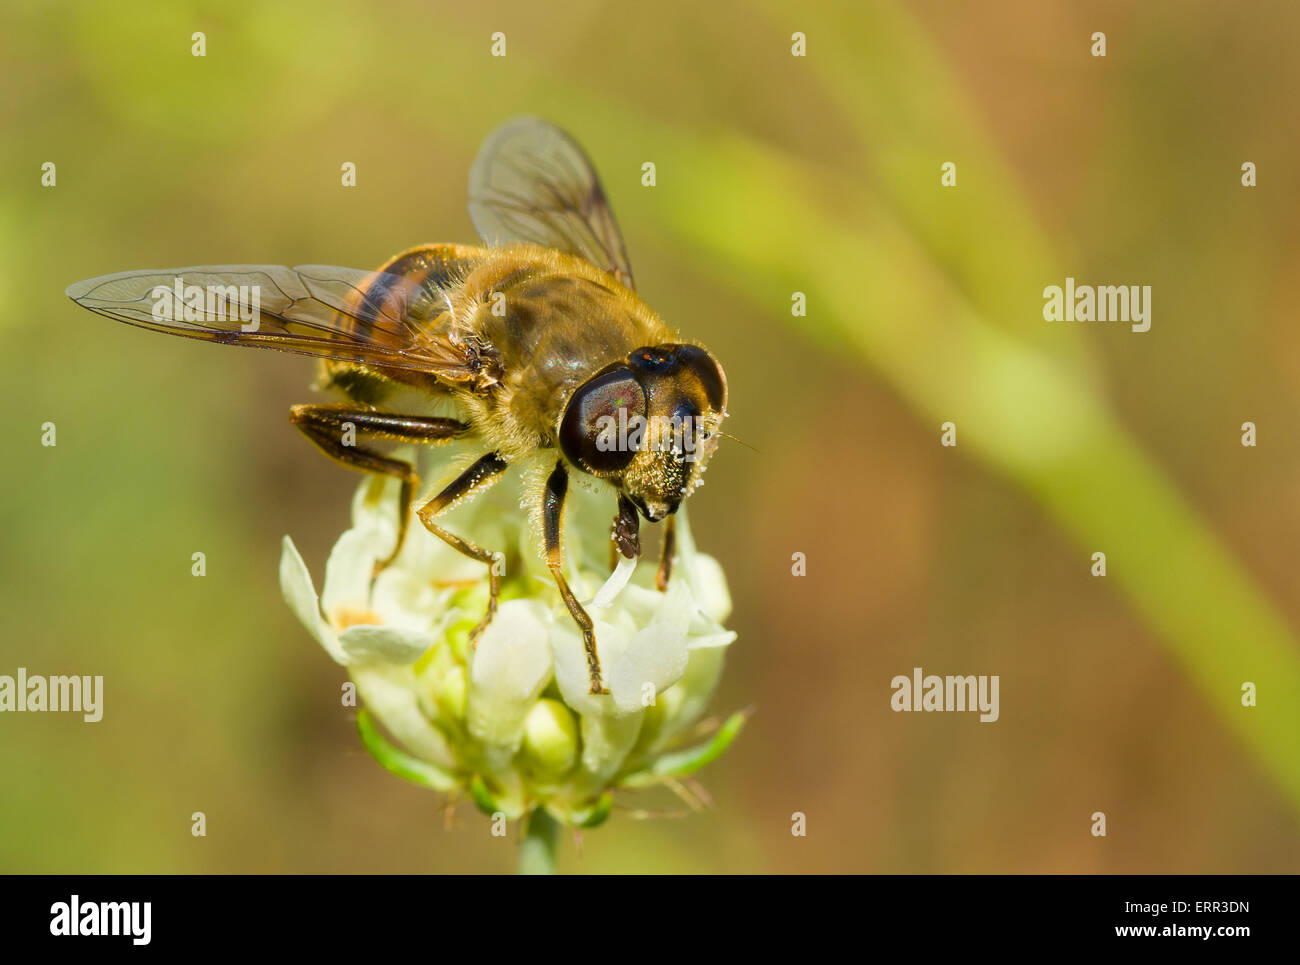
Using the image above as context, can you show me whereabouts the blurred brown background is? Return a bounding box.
[2,0,1299,872]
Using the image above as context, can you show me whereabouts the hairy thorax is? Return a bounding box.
[460,249,671,457]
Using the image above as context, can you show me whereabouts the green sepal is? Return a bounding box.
[619,709,749,788]
[355,708,460,792]
[469,775,499,816]
[569,792,614,829]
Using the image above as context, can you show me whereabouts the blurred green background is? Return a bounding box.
[3,0,1300,872]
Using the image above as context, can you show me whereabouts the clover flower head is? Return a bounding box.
[280,443,744,832]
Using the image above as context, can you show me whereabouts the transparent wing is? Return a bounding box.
[65,264,480,378]
[468,116,635,290]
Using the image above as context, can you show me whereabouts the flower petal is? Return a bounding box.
[279,535,346,664]
[687,630,738,650]
[339,624,435,666]
[650,575,696,635]
[549,617,625,719]
[576,711,643,786]
[467,600,554,766]
[320,527,384,619]
[687,553,732,624]
[352,664,459,771]
[668,506,733,624]
[350,470,402,541]
[370,567,442,632]
[589,553,637,610]
[607,620,691,715]
[600,578,696,713]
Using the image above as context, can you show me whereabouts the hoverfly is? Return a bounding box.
[66,117,728,694]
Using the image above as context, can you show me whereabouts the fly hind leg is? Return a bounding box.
[289,404,466,570]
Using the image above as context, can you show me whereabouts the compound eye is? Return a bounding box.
[674,344,728,411]
[559,367,646,474]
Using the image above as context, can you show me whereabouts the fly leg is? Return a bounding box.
[545,461,607,694]
[415,453,510,643]
[609,493,640,571]
[289,404,466,570]
[655,515,677,591]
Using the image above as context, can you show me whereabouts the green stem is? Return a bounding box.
[518,808,560,875]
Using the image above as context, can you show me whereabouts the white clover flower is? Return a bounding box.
[280,444,744,835]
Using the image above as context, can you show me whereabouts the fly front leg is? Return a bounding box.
[609,493,640,571]
[289,404,467,570]
[545,461,607,694]
[416,452,510,643]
